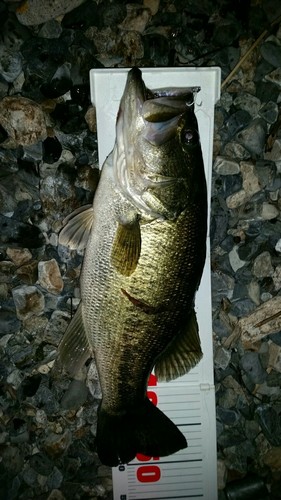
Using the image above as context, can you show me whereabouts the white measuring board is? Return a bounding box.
[90,67,221,500]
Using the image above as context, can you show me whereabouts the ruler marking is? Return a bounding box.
[127,495,204,499]
[128,459,203,467]
[179,423,201,427]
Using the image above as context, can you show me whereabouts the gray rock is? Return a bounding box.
[258,101,279,124]
[214,346,232,370]
[240,352,266,384]
[43,310,70,346]
[223,141,250,160]
[0,310,21,336]
[43,429,72,458]
[217,407,241,425]
[12,285,45,319]
[233,93,261,118]
[47,466,63,490]
[35,385,60,415]
[229,245,247,272]
[38,19,63,39]
[252,251,274,278]
[256,404,281,446]
[265,67,281,88]
[224,110,252,138]
[261,41,281,68]
[213,156,240,175]
[0,47,23,83]
[61,379,89,410]
[236,119,267,157]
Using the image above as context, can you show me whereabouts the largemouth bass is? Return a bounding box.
[55,67,207,467]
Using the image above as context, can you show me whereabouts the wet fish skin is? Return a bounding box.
[55,67,207,466]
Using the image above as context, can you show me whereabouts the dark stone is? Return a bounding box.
[256,404,281,446]
[68,440,95,466]
[232,282,249,301]
[43,136,63,164]
[71,84,90,106]
[224,110,252,139]
[255,160,281,191]
[143,34,171,67]
[41,74,72,98]
[217,427,246,448]
[0,124,8,144]
[20,374,42,398]
[0,215,45,248]
[213,318,232,339]
[238,235,268,261]
[62,0,101,30]
[222,174,243,197]
[217,407,241,425]
[214,47,240,80]
[236,118,267,157]
[0,310,21,336]
[51,102,87,134]
[174,27,202,62]
[0,3,8,31]
[255,80,280,102]
[269,331,281,347]
[259,101,278,124]
[29,453,54,476]
[10,345,34,368]
[266,369,281,387]
[75,153,89,167]
[100,1,127,27]
[212,17,242,47]
[35,384,60,415]
[224,474,269,500]
[261,41,281,68]
[240,352,266,384]
[220,235,235,253]
[254,59,275,82]
[230,298,256,317]
[210,205,229,249]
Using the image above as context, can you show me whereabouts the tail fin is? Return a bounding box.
[96,398,187,467]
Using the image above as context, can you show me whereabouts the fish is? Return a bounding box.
[54,67,207,467]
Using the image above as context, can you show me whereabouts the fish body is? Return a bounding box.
[56,67,207,466]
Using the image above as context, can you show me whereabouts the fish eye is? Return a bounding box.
[181,127,198,147]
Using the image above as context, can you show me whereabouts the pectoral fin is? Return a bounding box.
[111,218,141,276]
[59,204,94,250]
[53,303,92,378]
[154,309,203,382]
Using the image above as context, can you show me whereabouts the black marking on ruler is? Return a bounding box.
[127,459,203,466]
[130,495,203,499]
[178,423,202,427]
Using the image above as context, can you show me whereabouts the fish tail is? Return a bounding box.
[96,398,187,467]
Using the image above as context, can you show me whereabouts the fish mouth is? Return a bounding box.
[118,67,200,146]
[117,67,150,128]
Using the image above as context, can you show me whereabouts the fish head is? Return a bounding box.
[113,67,205,219]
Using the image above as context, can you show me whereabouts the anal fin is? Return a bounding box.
[154,308,203,382]
[53,303,91,378]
